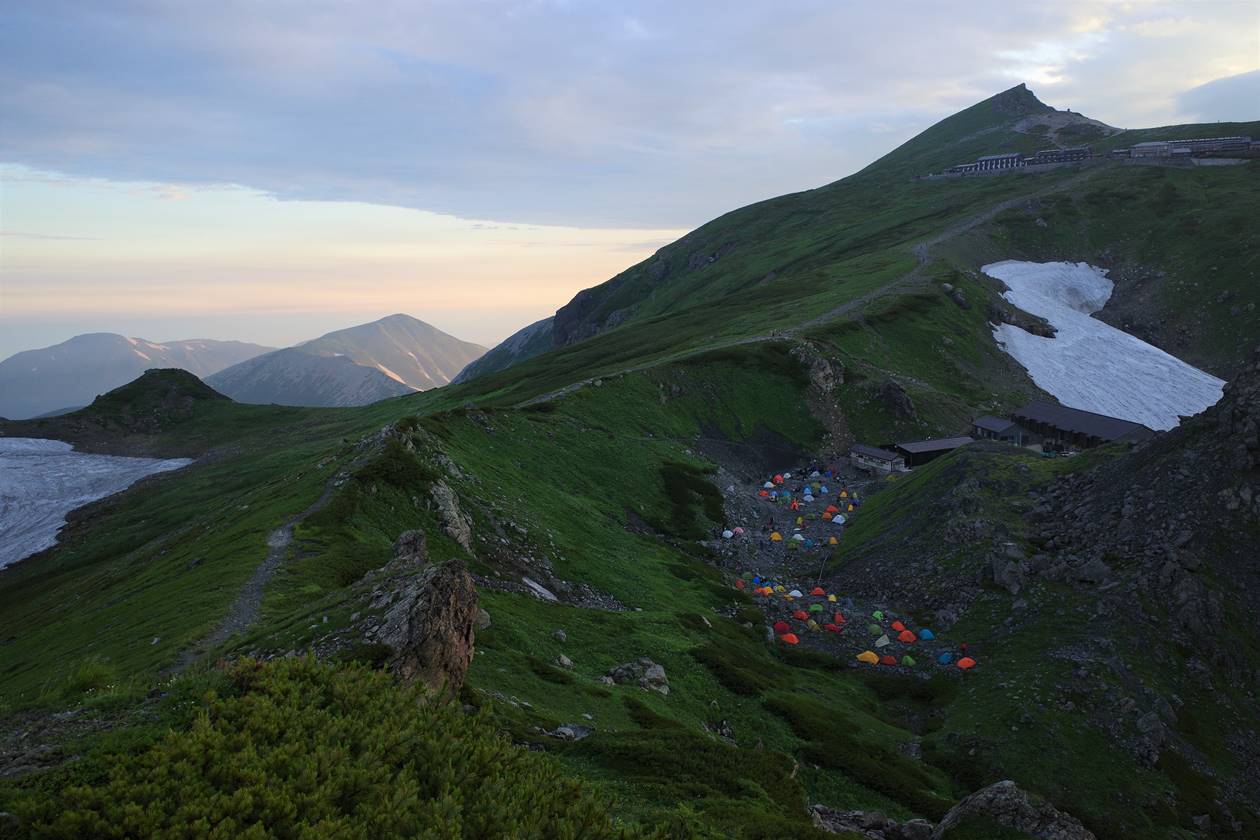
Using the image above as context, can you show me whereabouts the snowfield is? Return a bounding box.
[983,260,1225,431]
[0,438,190,569]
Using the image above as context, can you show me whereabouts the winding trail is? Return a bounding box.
[517,170,1098,409]
[164,461,358,675]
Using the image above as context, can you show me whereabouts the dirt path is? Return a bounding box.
[163,463,355,675]
[517,170,1099,409]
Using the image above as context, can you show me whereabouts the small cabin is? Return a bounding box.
[971,415,1021,443]
[849,443,906,473]
[893,436,974,468]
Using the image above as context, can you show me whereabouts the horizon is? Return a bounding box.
[2,2,1258,360]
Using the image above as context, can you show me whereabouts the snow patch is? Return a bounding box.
[983,260,1225,431]
[0,438,191,569]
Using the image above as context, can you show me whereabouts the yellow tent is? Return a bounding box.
[856,650,879,665]
[770,532,783,542]
[795,516,804,525]
[828,536,838,546]
[840,490,849,499]
[827,593,837,602]
[847,504,855,512]
[807,619,819,631]
[774,584,786,592]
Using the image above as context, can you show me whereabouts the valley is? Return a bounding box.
[1,85,1258,839]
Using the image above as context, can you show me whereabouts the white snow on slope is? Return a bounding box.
[983,260,1225,431]
[0,438,190,569]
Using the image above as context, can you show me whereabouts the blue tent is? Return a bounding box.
[919,629,936,640]
[937,652,953,665]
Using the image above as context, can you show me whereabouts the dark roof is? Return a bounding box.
[894,437,974,454]
[850,443,902,462]
[1012,400,1155,442]
[973,415,1017,434]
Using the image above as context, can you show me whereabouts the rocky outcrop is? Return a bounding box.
[429,480,473,553]
[878,379,917,421]
[607,658,670,695]
[932,780,1095,840]
[811,806,932,839]
[375,531,479,698]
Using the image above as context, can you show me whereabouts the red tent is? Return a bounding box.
[823,623,840,633]
[773,474,784,484]
[758,489,770,497]
[735,579,746,590]
[891,620,906,632]
[879,655,897,666]
[957,657,977,670]
[779,633,800,645]
[773,620,790,635]
[834,612,846,624]
[810,587,826,596]
[897,630,916,644]
[792,609,809,621]
[825,505,840,514]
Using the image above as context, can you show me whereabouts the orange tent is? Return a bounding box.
[758,489,770,497]
[828,536,838,545]
[957,657,977,670]
[825,505,840,514]
[891,620,906,632]
[897,630,916,644]
[779,633,800,645]
[879,655,897,666]
[822,512,833,521]
[770,532,783,542]
[856,650,879,664]
[810,587,826,596]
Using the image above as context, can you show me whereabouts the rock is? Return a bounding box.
[902,819,934,840]
[555,654,573,669]
[932,780,1095,840]
[878,379,918,420]
[429,480,473,553]
[392,529,428,564]
[598,675,615,686]
[475,608,492,630]
[608,658,670,694]
[549,724,592,741]
[1072,558,1111,585]
[377,544,478,699]
[552,628,568,642]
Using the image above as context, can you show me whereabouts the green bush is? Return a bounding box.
[22,657,635,839]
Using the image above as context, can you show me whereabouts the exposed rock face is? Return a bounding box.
[429,480,473,553]
[791,343,851,458]
[932,780,1095,840]
[607,658,670,694]
[376,531,479,698]
[810,805,932,839]
[878,379,917,421]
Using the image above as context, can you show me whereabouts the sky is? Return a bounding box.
[1,0,1258,358]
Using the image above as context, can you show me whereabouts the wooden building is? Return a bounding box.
[1011,401,1154,449]
[971,415,1021,443]
[893,436,974,467]
[849,443,906,473]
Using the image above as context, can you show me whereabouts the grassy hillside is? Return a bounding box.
[2,85,1259,837]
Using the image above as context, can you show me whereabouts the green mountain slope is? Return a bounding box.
[2,86,1259,838]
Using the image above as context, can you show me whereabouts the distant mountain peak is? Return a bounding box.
[989,82,1053,117]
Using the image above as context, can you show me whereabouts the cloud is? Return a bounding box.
[1176,70,1260,122]
[1,1,1256,228]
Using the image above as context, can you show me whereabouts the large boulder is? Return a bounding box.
[376,533,478,698]
[932,780,1095,840]
[607,658,670,695]
[429,480,474,553]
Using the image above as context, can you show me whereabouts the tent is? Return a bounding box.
[828,536,839,546]
[752,575,761,584]
[918,629,935,641]
[722,530,734,539]
[806,619,819,631]
[867,624,882,635]
[825,505,840,514]
[810,471,821,478]
[803,539,815,549]
[808,604,824,613]
[770,532,783,542]
[788,589,804,598]
[901,655,917,667]
[897,630,916,644]
[810,587,826,596]
[937,652,953,665]
[891,620,906,632]
[792,609,809,621]
[834,612,845,624]
[743,572,754,580]
[872,610,884,620]
[840,490,849,499]
[779,633,800,645]
[733,527,745,535]
[763,481,775,489]
[773,474,784,484]
[848,504,855,512]
[773,621,790,634]
[827,594,837,602]
[856,651,879,665]
[879,655,897,666]
[783,472,792,480]
[832,515,846,525]
[792,534,805,542]
[822,512,833,522]
[774,585,786,593]
[820,485,829,494]
[874,634,891,648]
[804,495,815,503]
[735,579,746,590]
[823,623,840,633]
[957,657,977,670]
